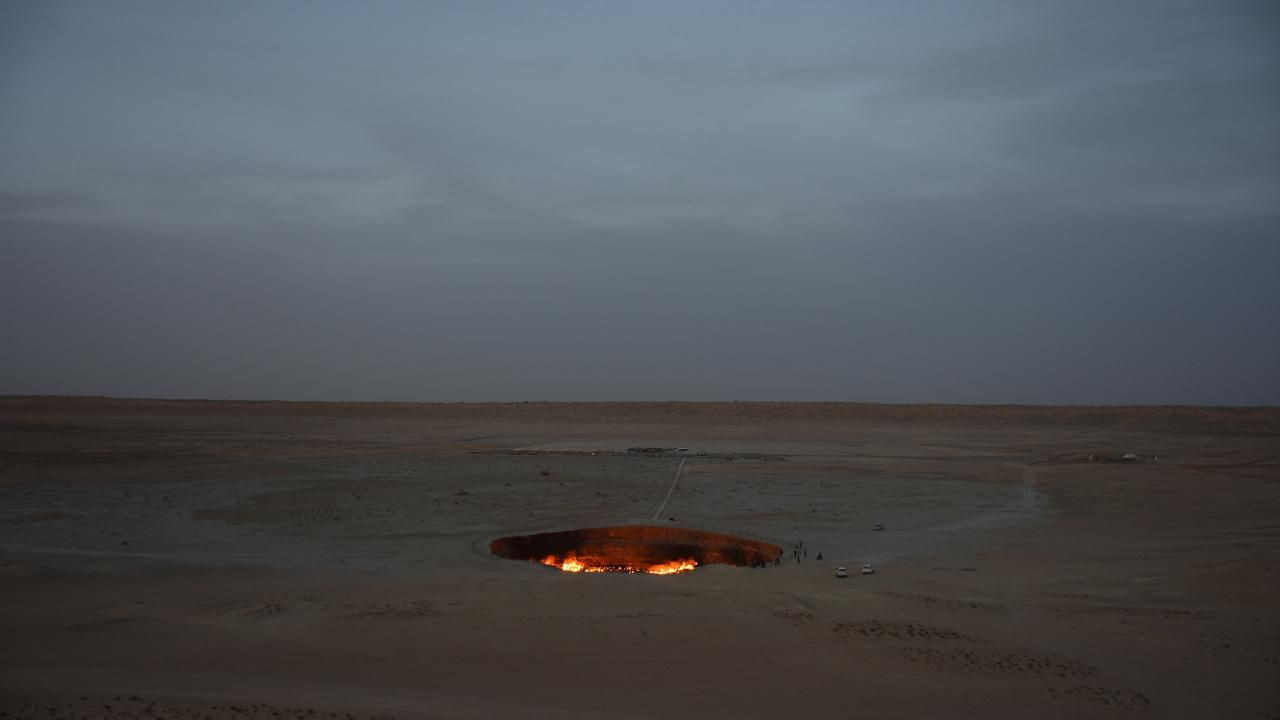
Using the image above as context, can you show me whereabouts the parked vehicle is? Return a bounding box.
[835,566,848,578]
[861,563,875,575]
[873,523,884,531]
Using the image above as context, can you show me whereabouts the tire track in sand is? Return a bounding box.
[650,458,685,521]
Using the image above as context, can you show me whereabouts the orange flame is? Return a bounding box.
[540,553,697,575]
[644,559,698,574]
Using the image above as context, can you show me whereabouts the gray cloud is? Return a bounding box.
[1,0,1277,403]
[0,190,97,219]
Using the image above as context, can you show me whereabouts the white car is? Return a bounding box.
[861,563,875,575]
[835,566,848,578]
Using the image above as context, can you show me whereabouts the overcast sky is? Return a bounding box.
[2,1,1277,404]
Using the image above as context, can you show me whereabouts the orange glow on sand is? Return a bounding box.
[541,553,697,575]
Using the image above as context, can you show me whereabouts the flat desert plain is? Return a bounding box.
[1,398,1278,719]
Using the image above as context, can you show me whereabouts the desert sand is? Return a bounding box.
[1,397,1277,719]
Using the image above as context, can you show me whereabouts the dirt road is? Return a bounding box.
[650,457,685,521]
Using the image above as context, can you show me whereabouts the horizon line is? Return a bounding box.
[3,394,1277,411]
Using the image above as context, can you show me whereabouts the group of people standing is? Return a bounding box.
[750,539,822,568]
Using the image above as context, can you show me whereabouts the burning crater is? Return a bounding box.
[490,525,783,575]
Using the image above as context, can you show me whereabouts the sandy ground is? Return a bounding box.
[1,398,1278,719]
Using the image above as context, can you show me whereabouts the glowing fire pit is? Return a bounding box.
[490,525,783,574]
